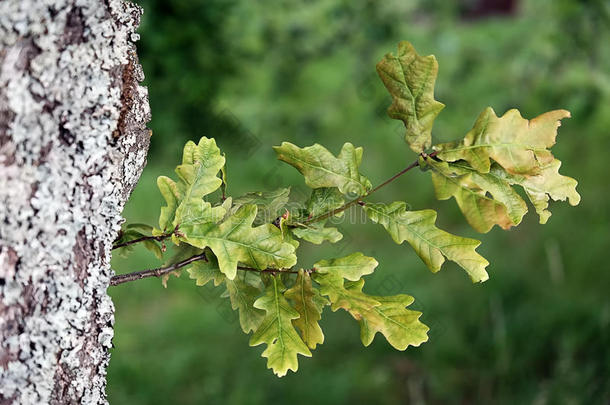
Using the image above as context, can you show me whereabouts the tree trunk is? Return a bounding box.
[0,0,150,403]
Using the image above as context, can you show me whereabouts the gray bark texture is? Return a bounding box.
[0,0,150,403]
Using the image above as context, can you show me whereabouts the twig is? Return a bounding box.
[110,254,308,287]
[110,253,207,286]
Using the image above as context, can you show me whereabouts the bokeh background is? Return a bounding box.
[108,0,610,403]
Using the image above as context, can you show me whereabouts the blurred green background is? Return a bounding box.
[109,0,610,403]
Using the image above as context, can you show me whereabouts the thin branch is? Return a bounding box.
[110,254,307,287]
[110,253,207,286]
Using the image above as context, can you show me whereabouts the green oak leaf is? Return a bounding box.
[433,108,570,175]
[314,252,378,281]
[224,272,266,333]
[364,202,489,282]
[314,270,428,349]
[250,276,312,377]
[173,137,226,228]
[376,41,445,153]
[178,204,297,279]
[284,270,328,349]
[347,282,429,350]
[232,188,290,225]
[273,142,372,196]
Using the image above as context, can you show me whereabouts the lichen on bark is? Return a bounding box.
[0,0,150,403]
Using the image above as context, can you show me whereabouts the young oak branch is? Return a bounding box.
[110,41,580,377]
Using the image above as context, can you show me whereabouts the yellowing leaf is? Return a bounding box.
[175,137,225,200]
[179,204,297,279]
[314,271,428,350]
[314,252,378,281]
[350,285,428,350]
[426,159,526,233]
[157,176,182,232]
[174,137,226,228]
[250,276,312,377]
[364,202,489,282]
[496,159,580,224]
[285,270,328,349]
[376,41,445,153]
[273,142,372,196]
[433,108,570,175]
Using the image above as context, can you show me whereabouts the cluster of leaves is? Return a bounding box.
[115,41,580,376]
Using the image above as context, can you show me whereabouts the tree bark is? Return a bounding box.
[0,0,150,403]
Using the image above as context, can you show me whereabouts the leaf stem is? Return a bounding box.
[110,254,306,287]
[109,253,208,286]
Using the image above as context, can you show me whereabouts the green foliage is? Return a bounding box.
[249,276,312,377]
[364,202,489,282]
[113,41,580,378]
[273,142,372,196]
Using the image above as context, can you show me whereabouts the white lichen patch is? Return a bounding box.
[0,0,150,403]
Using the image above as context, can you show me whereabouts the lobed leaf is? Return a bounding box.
[496,159,580,224]
[273,142,372,196]
[314,267,428,350]
[351,285,429,350]
[364,202,489,282]
[425,157,580,230]
[284,270,328,349]
[173,137,226,228]
[376,41,445,153]
[250,276,312,377]
[178,204,297,279]
[433,108,570,175]
[426,159,527,233]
